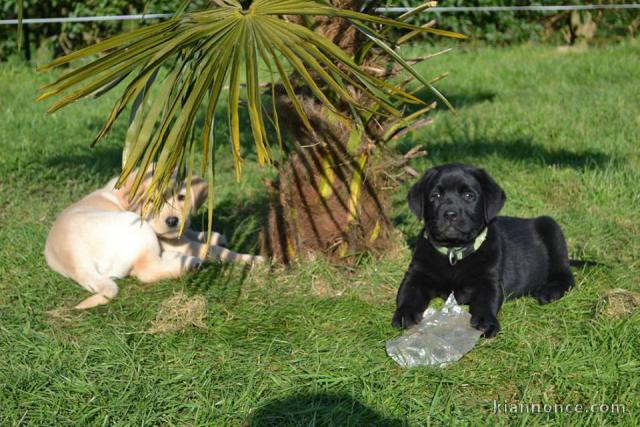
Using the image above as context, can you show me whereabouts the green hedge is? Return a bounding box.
[2,1,639,60]
[395,0,639,44]
[0,1,208,61]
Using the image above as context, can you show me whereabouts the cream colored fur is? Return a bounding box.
[45,170,264,309]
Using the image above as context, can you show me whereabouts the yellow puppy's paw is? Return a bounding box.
[195,231,227,246]
[74,294,111,309]
[186,256,204,271]
[208,232,227,247]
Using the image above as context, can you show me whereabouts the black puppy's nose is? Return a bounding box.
[165,216,179,228]
[443,210,458,221]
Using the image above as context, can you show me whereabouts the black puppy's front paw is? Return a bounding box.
[392,307,423,329]
[470,315,500,338]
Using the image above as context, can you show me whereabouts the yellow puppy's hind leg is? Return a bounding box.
[75,293,112,309]
[71,270,119,309]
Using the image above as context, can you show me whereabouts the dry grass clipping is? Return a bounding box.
[46,307,87,327]
[147,292,207,334]
[599,288,640,319]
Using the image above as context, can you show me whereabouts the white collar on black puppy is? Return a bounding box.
[423,228,488,266]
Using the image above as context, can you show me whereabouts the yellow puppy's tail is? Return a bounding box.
[209,246,266,264]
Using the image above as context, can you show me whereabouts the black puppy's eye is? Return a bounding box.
[430,191,441,200]
[177,194,186,202]
[463,192,475,201]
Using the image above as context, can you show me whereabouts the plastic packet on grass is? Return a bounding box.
[386,293,482,367]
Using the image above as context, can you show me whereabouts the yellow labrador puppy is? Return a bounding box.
[45,170,263,309]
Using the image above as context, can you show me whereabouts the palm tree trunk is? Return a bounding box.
[262,0,395,263]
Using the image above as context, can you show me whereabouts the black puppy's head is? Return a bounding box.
[408,164,506,247]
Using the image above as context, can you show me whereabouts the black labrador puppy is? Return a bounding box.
[392,163,574,338]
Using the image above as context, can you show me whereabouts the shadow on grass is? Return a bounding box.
[43,144,122,182]
[186,261,253,306]
[400,87,496,117]
[191,191,270,256]
[443,90,497,109]
[396,118,611,170]
[423,136,611,169]
[411,88,497,111]
[250,393,403,426]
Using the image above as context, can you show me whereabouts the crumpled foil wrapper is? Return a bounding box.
[386,293,482,367]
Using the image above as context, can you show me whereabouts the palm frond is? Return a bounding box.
[38,0,464,237]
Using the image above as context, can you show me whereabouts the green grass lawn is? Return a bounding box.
[1,41,639,426]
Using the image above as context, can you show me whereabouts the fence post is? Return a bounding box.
[22,13,31,62]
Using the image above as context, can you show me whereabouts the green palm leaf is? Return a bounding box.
[37,0,463,240]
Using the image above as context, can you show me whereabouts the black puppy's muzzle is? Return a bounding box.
[430,206,474,243]
[165,216,179,228]
[443,210,458,222]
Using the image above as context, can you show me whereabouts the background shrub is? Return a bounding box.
[0,1,208,61]
[2,0,639,61]
[396,0,639,44]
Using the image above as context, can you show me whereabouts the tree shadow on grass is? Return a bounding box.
[43,144,122,183]
[190,190,271,256]
[442,90,497,109]
[402,88,496,117]
[395,117,612,170]
[185,261,253,306]
[250,393,404,427]
[412,88,497,111]
[422,136,611,169]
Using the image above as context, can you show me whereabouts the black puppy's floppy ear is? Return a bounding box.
[474,168,506,223]
[408,168,437,219]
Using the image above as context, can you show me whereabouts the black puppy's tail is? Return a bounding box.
[569,259,600,268]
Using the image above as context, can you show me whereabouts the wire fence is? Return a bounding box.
[380,4,640,13]
[2,4,640,25]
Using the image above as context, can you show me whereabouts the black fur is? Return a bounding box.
[393,164,575,338]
